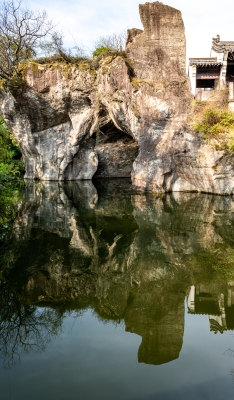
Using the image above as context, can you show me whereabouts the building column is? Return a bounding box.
[187,285,195,312]
[220,52,228,88]
[189,65,197,96]
[228,82,234,100]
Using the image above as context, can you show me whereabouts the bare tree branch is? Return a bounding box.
[0,0,53,79]
[94,32,127,51]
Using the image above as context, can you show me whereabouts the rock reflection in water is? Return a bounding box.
[0,180,233,367]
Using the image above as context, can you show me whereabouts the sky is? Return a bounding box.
[21,0,234,62]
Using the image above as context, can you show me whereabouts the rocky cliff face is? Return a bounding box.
[0,1,233,194]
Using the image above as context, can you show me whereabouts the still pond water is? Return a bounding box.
[0,179,234,400]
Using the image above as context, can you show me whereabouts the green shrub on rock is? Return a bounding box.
[93,47,113,57]
[193,104,234,152]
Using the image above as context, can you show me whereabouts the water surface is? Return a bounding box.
[0,179,234,399]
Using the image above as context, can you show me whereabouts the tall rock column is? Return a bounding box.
[126,2,186,80]
[126,2,192,192]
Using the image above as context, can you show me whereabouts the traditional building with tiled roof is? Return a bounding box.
[189,35,234,110]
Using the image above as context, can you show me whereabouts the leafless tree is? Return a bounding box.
[0,0,53,79]
[0,280,62,368]
[94,31,127,51]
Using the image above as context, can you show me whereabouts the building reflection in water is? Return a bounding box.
[188,282,234,334]
[0,180,233,367]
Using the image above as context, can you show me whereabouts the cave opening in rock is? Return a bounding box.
[93,121,139,179]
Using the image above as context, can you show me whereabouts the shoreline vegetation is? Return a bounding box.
[0,116,24,183]
[0,117,24,241]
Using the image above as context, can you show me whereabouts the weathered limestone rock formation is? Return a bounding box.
[0,1,233,194]
[126,2,186,79]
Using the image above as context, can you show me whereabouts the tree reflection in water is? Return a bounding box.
[0,179,233,368]
[0,281,62,368]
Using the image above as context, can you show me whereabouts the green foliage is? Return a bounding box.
[0,118,24,240]
[193,104,234,152]
[93,47,115,57]
[91,47,129,73]
[0,162,22,181]
[0,181,24,241]
[0,116,24,241]
[0,117,24,184]
[92,47,126,58]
